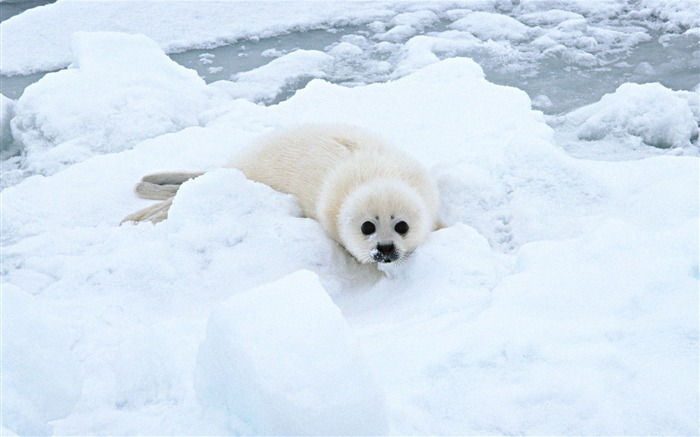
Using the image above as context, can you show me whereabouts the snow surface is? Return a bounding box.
[566,82,698,150]
[1,2,699,436]
[553,81,700,159]
[196,270,387,435]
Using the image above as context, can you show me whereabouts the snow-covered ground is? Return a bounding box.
[1,1,698,436]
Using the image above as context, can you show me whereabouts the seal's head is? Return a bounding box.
[337,179,432,264]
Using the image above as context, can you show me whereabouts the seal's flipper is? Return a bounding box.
[121,198,174,224]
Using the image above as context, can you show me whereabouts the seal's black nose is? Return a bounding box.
[377,243,394,255]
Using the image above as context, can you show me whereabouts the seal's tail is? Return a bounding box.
[122,171,204,224]
[134,171,205,200]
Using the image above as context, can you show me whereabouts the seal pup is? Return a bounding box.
[123,124,441,264]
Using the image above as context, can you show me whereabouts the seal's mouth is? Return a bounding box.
[371,249,400,263]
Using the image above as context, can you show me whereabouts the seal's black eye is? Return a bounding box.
[394,221,409,235]
[361,221,376,235]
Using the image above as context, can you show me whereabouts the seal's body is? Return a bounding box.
[123,125,441,264]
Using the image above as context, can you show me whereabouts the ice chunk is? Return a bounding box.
[195,270,387,435]
[391,10,439,29]
[564,82,699,149]
[450,11,531,41]
[327,41,364,58]
[1,94,17,159]
[375,10,439,42]
[10,31,225,176]
[1,284,84,436]
[638,0,700,32]
[518,9,585,26]
[212,49,333,103]
[516,0,626,20]
[531,94,553,110]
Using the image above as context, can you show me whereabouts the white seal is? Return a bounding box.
[123,124,441,264]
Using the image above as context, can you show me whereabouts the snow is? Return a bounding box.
[2,285,84,436]
[10,32,227,177]
[375,10,440,43]
[450,12,532,41]
[571,83,698,148]
[553,82,700,158]
[195,270,386,435]
[637,0,700,32]
[1,2,699,436]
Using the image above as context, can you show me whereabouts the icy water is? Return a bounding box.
[170,24,699,114]
[169,27,359,85]
[2,5,698,115]
[0,0,55,22]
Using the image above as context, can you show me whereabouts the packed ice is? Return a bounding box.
[1,1,698,436]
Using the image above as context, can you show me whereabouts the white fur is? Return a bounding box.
[124,124,441,264]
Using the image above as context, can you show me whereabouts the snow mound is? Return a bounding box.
[559,82,699,151]
[367,224,509,321]
[266,57,551,168]
[1,284,84,436]
[195,270,386,435]
[10,32,225,176]
[167,168,302,227]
